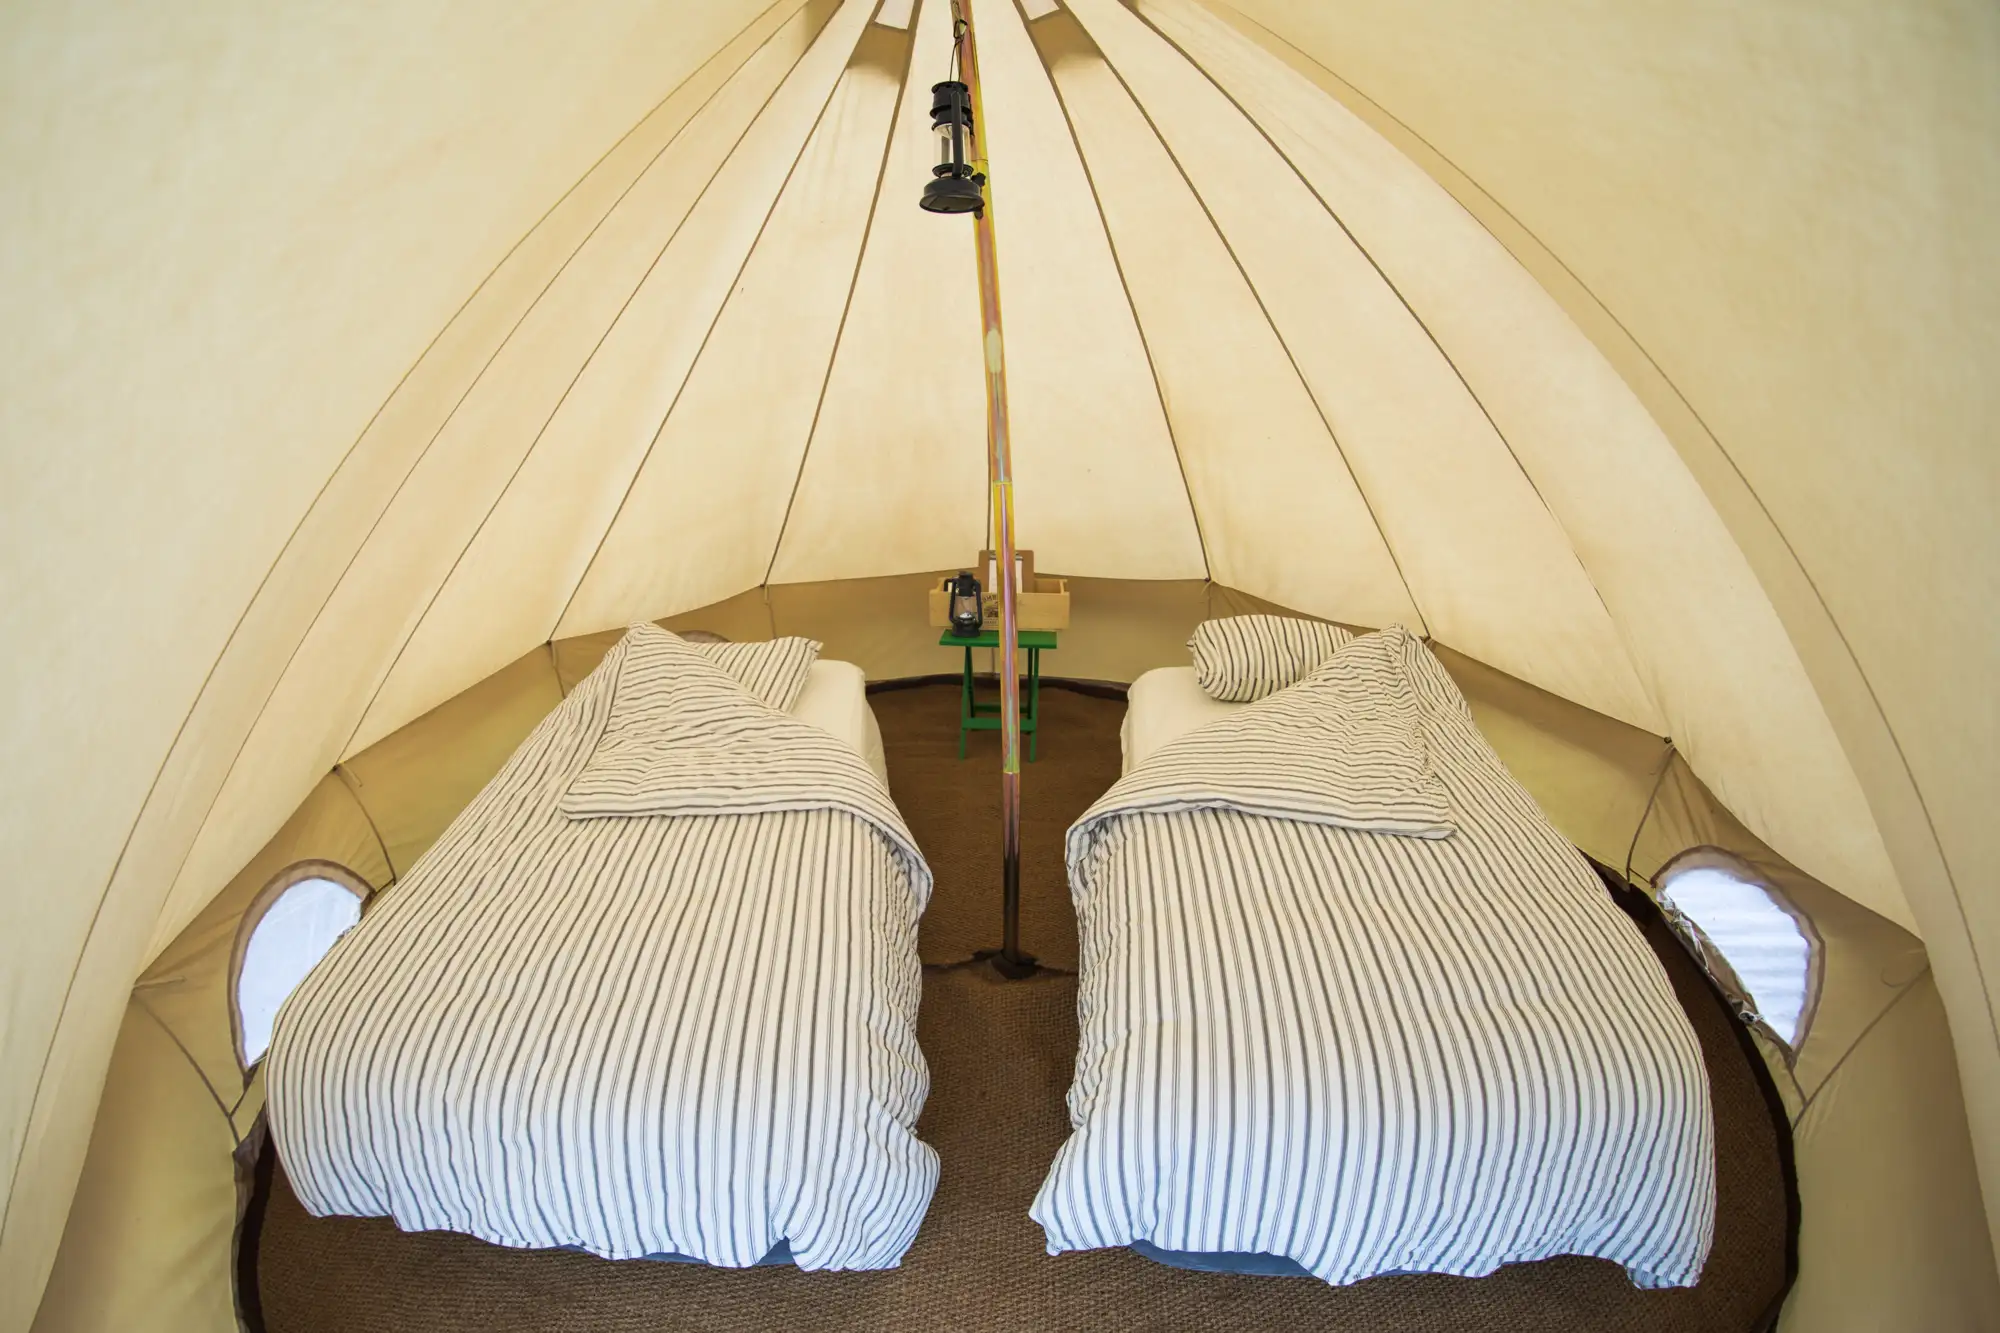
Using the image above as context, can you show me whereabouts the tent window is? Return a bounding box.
[1657,849,1821,1052]
[230,861,369,1069]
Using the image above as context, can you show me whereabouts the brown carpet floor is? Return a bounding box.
[253,682,1792,1332]
[874,680,1125,972]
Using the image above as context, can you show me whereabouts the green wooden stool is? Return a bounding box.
[941,628,1058,761]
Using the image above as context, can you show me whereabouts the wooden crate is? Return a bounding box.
[928,549,1070,630]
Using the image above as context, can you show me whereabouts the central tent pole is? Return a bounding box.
[957,0,1035,979]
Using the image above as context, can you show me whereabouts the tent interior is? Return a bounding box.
[4,0,1997,1329]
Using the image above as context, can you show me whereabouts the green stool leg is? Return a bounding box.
[959,646,974,759]
[1028,646,1041,762]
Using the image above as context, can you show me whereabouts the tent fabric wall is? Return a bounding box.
[4,0,1994,1324]
[35,585,1991,1331]
[335,650,565,882]
[29,1002,244,1333]
[0,2,783,1319]
[555,575,1229,694]
[1217,0,2000,1275]
[1610,744,2000,1330]
[1051,0,1663,738]
[346,0,859,758]
[1129,0,1907,933]
[34,773,391,1333]
[1631,757,1932,1108]
[1779,976,2000,1332]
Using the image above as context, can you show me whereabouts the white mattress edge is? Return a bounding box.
[1122,666,1245,774]
[789,659,890,788]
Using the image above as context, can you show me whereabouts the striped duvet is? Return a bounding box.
[1033,627,1715,1288]
[266,625,938,1270]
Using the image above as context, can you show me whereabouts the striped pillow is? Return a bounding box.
[1188,615,1354,702]
[690,636,821,711]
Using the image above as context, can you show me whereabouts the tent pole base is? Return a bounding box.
[975,947,1041,981]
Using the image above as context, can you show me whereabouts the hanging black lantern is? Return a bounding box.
[920,80,984,215]
[947,571,984,637]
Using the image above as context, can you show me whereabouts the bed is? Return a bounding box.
[265,625,937,1271]
[1037,625,1716,1288]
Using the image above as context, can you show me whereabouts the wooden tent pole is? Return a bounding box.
[959,0,1035,978]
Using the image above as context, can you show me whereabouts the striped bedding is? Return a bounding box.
[1188,613,1354,702]
[1033,627,1715,1289]
[266,625,938,1270]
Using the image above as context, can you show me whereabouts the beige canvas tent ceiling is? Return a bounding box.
[1,0,1995,1328]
